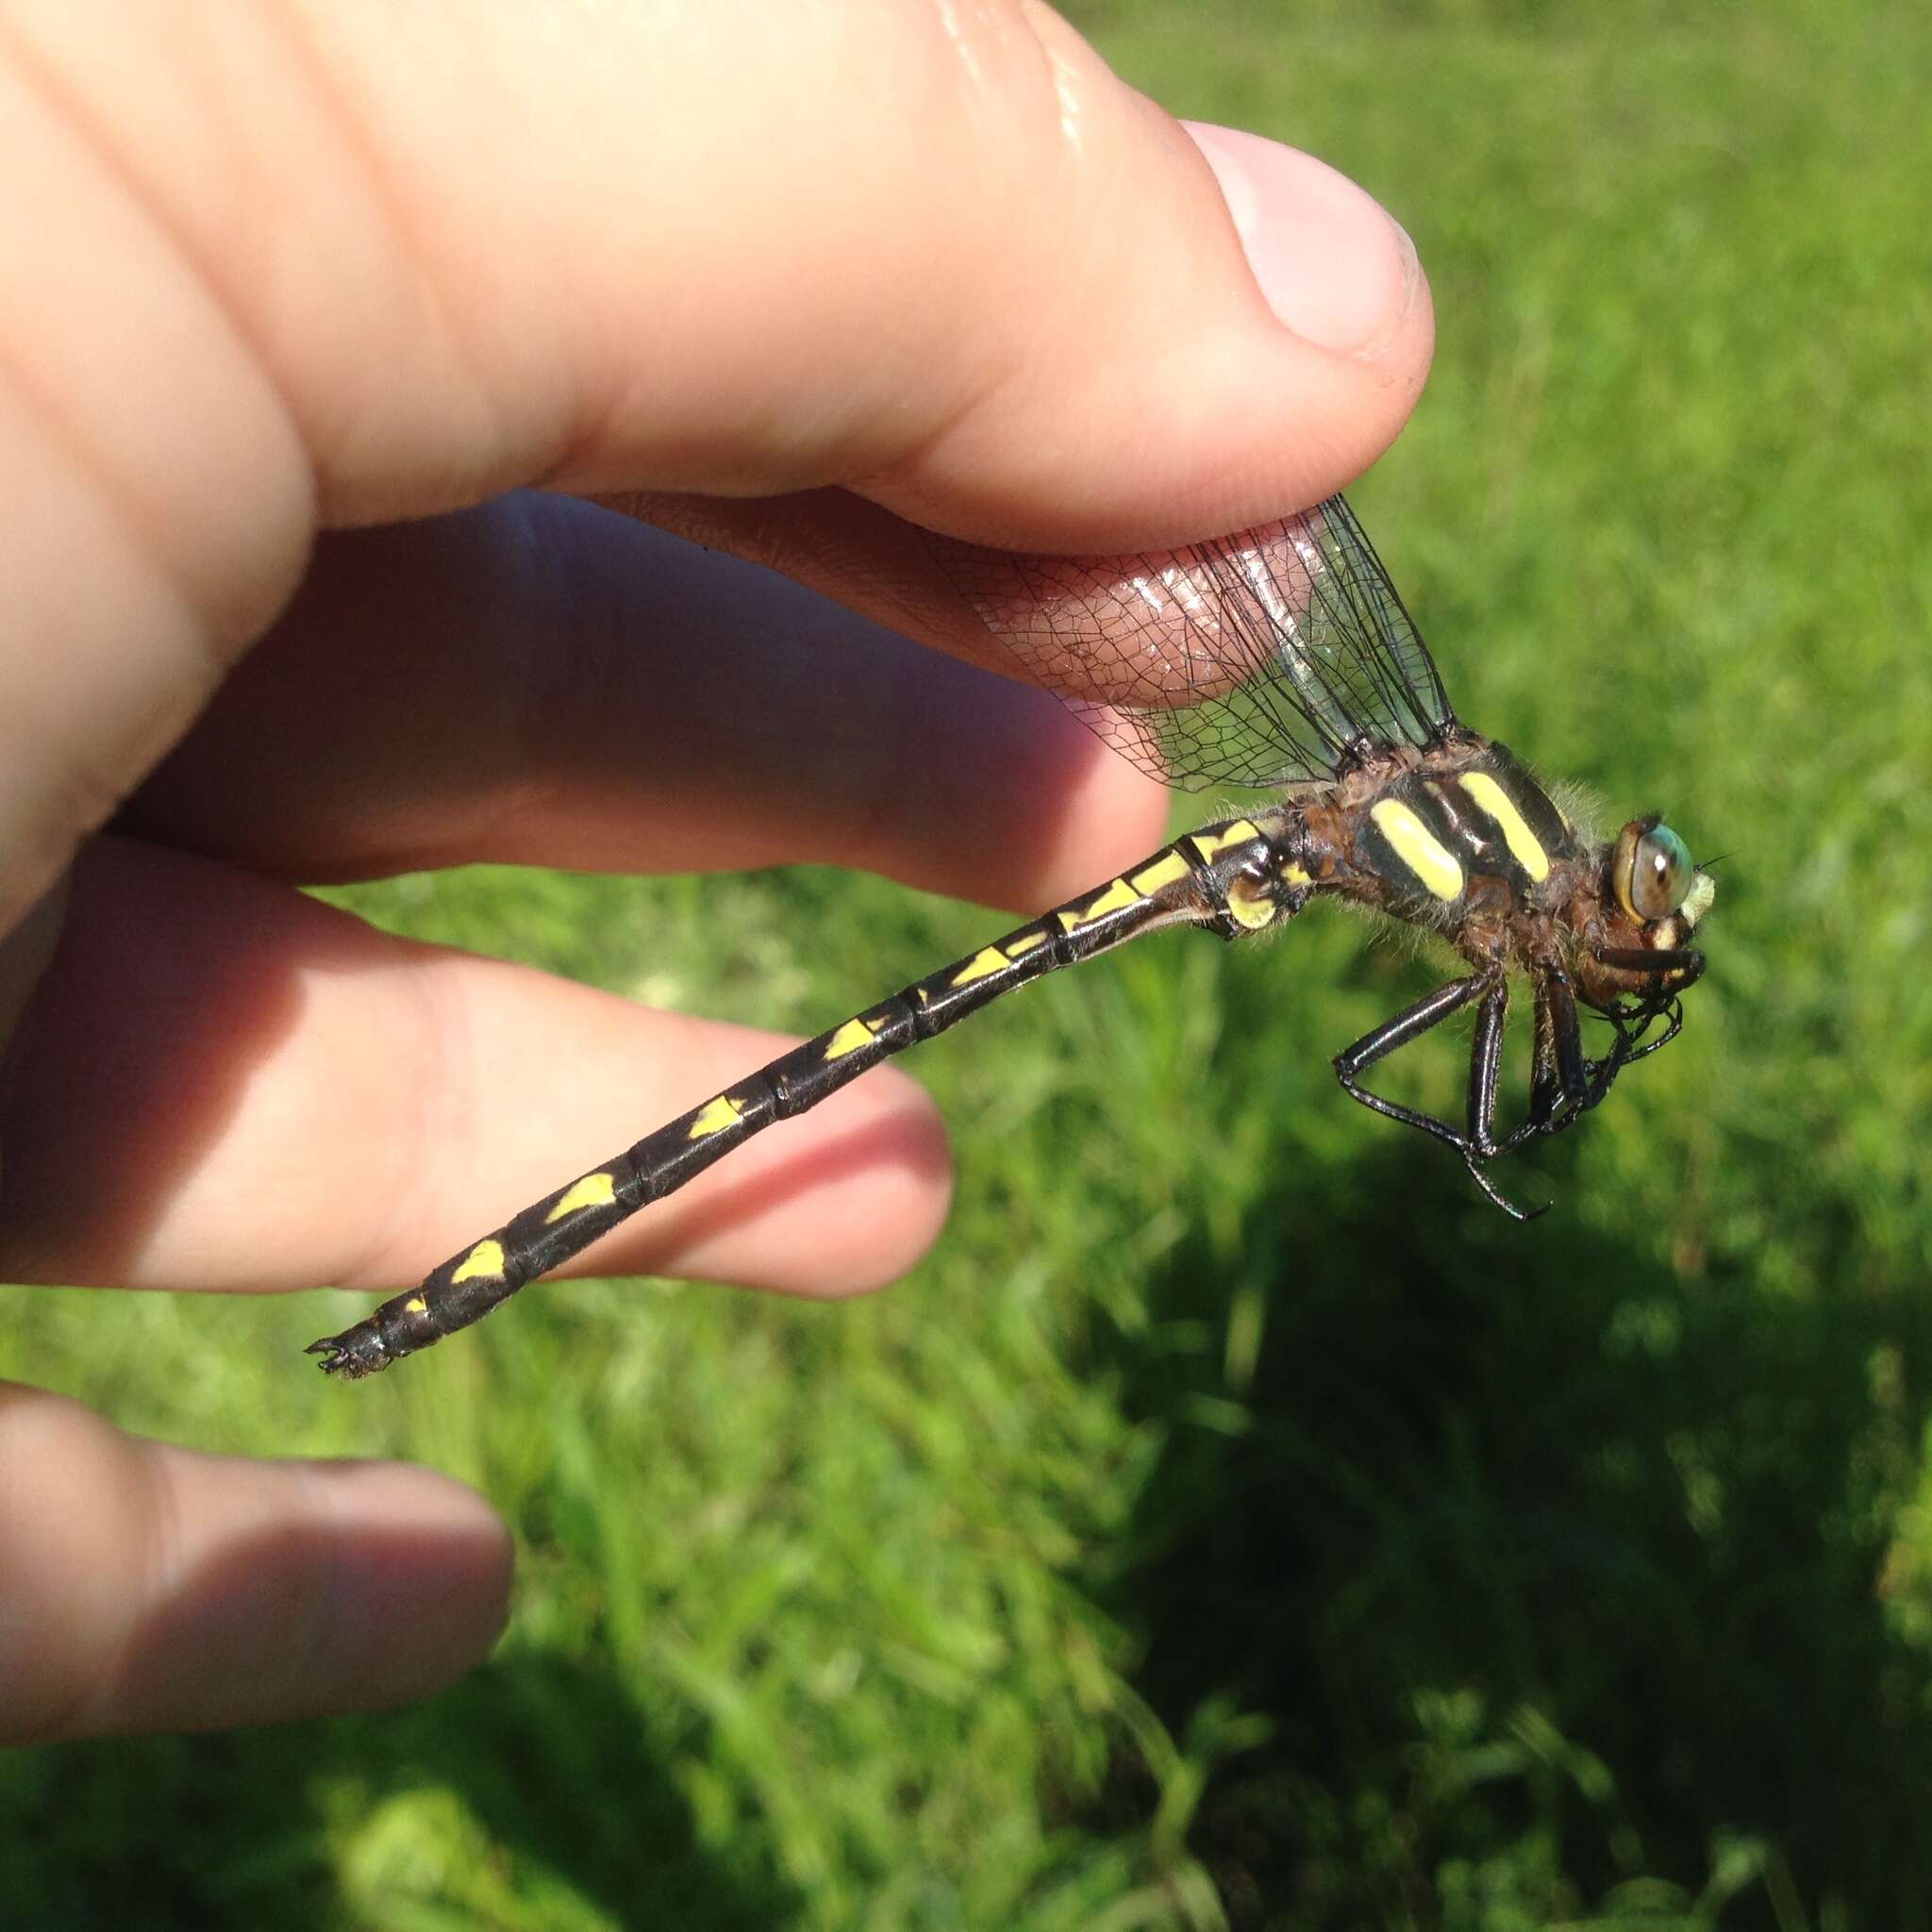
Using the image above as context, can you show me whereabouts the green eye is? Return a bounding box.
[1610,818,1697,923]
[1629,823,1692,921]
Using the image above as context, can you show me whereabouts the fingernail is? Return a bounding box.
[1186,122,1421,358]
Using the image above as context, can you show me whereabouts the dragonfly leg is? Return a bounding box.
[1463,974,1510,1158]
[1334,969,1548,1221]
[1496,965,1592,1152]
[1459,978,1551,1220]
[1333,973,1489,1147]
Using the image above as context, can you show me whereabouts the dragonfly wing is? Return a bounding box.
[924,493,1457,791]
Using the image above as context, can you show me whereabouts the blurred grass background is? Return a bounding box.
[5,0,1930,1924]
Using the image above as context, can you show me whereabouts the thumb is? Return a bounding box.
[5,0,1430,927]
[14,0,1427,551]
[548,8,1434,548]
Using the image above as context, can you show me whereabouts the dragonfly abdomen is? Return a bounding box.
[308,815,1305,1376]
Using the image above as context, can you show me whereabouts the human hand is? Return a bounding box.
[0,0,1430,1740]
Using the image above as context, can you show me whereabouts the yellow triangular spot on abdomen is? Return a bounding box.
[824,1017,878,1060]
[1128,850,1191,895]
[1056,876,1141,932]
[545,1171,618,1223]
[950,946,1008,988]
[1188,820,1260,862]
[687,1093,745,1140]
[451,1239,506,1285]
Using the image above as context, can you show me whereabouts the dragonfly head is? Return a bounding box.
[1574,815,1714,1019]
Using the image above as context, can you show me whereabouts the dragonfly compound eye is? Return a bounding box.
[1614,819,1693,923]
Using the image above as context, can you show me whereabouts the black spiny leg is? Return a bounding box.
[1332,969,1545,1221]
[1499,965,1591,1152]
[1623,997,1685,1065]
[1561,947,1699,1116]
[1333,972,1488,1155]
[1541,968,1591,1118]
[1464,975,1509,1158]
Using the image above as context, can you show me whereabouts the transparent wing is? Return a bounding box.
[925,493,1457,791]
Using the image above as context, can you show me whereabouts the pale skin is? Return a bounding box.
[0,0,1432,1740]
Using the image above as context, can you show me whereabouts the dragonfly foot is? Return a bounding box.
[1463,1152,1551,1224]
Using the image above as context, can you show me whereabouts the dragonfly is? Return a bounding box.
[309,495,1715,1377]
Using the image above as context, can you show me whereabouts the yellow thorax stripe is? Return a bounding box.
[1370,799,1464,902]
[1459,772,1552,882]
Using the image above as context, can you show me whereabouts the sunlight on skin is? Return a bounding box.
[0,0,1429,1740]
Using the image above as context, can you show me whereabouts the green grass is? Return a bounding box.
[6,1,1931,1924]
